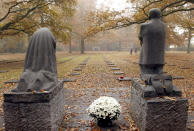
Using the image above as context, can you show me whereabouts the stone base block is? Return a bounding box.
[130,79,188,131]
[3,81,64,131]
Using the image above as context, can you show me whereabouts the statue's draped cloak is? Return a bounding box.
[12,28,58,92]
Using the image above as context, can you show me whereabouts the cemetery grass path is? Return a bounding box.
[60,53,138,131]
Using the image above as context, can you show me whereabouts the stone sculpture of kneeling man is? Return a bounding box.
[138,8,175,96]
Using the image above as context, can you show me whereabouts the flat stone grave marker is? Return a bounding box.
[70,73,80,76]
[180,67,191,70]
[114,72,125,75]
[111,68,120,71]
[74,68,82,71]
[79,63,87,66]
[75,66,84,69]
[173,76,184,80]
[117,77,132,81]
[4,79,19,84]
[107,63,114,65]
[0,70,8,73]
[167,64,176,66]
[108,65,117,67]
[62,78,77,82]
[0,116,4,129]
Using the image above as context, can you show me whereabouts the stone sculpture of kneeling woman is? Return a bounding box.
[12,28,58,92]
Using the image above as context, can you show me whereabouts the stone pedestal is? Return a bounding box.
[3,81,64,131]
[130,79,188,131]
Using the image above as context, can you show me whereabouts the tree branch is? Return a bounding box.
[162,7,194,16]
[0,2,51,35]
[161,0,184,12]
[0,0,33,22]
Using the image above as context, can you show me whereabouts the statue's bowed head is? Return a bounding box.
[149,8,161,19]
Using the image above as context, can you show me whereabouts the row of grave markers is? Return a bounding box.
[69,56,90,77]
[102,55,132,81]
[3,56,78,84]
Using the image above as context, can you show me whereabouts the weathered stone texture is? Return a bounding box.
[130,80,188,131]
[3,81,64,131]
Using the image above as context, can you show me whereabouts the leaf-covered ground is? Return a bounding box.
[0,51,193,130]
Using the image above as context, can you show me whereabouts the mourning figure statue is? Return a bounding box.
[12,28,58,92]
[139,8,165,76]
[138,8,174,95]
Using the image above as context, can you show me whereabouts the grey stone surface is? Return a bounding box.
[4,79,19,84]
[4,82,63,103]
[3,81,64,131]
[117,77,131,81]
[167,64,176,66]
[132,79,182,98]
[111,68,120,71]
[62,78,77,82]
[0,70,8,73]
[136,74,182,97]
[0,116,4,128]
[173,76,184,80]
[114,72,124,75]
[79,63,86,66]
[130,80,188,131]
[75,66,84,69]
[70,73,80,76]
[107,63,114,65]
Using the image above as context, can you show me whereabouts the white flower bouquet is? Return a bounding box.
[87,96,121,121]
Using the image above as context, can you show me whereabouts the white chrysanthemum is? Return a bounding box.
[87,96,122,120]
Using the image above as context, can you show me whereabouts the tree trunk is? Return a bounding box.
[81,38,85,54]
[69,37,72,53]
[187,28,191,54]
